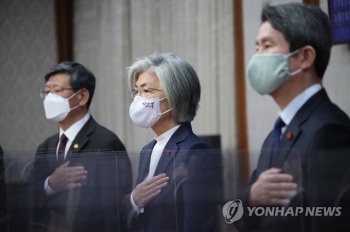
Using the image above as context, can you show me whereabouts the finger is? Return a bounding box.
[68,173,87,183]
[136,175,168,193]
[149,189,162,199]
[65,166,86,173]
[67,170,88,180]
[268,182,297,191]
[150,173,167,182]
[268,173,294,183]
[154,176,169,185]
[142,175,168,188]
[144,189,162,204]
[155,181,168,191]
[155,173,167,178]
[148,174,167,183]
[60,161,70,167]
[270,189,297,199]
[147,181,168,194]
[64,169,87,178]
[145,177,169,192]
[263,168,282,174]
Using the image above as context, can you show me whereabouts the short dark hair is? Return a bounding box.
[261,3,332,79]
[44,61,96,109]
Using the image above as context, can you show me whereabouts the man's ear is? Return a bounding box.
[78,88,90,107]
[300,45,316,70]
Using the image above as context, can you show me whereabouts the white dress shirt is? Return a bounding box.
[131,125,181,214]
[44,113,90,195]
[279,84,322,134]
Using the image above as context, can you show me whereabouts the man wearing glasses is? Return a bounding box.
[22,61,132,232]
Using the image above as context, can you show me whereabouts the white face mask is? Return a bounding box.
[247,49,302,95]
[43,91,80,122]
[129,96,172,128]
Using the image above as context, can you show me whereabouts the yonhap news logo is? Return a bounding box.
[222,199,244,224]
[222,199,342,224]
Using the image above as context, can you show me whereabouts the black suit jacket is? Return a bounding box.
[235,89,350,232]
[122,122,223,232]
[22,116,132,232]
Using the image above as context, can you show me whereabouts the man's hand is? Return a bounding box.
[48,161,87,192]
[133,174,169,208]
[249,168,297,206]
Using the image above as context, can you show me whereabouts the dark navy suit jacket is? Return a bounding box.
[22,117,132,232]
[235,89,350,232]
[123,122,222,232]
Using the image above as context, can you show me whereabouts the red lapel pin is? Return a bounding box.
[69,150,73,155]
[166,150,171,156]
[286,132,293,140]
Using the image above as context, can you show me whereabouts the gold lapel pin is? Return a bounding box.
[74,144,79,149]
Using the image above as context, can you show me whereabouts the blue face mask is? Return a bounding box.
[246,49,302,95]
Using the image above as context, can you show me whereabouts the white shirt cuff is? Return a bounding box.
[44,176,57,196]
[130,191,144,214]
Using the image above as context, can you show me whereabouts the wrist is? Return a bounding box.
[249,184,259,206]
[48,176,56,191]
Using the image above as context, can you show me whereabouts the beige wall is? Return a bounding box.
[0,0,238,198]
[1,0,350,195]
[73,0,238,192]
[74,0,237,152]
[0,0,57,152]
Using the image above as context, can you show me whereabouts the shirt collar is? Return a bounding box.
[280,84,322,125]
[154,125,181,143]
[59,113,90,142]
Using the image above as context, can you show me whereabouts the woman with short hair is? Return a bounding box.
[122,53,222,232]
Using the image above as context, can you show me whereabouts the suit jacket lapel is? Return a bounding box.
[65,117,96,164]
[273,88,330,168]
[153,123,192,176]
[48,134,59,149]
[153,138,179,176]
[257,133,274,172]
[136,123,192,180]
[273,125,301,168]
[48,134,60,170]
[136,141,155,184]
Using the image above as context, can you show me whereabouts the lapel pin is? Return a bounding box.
[74,144,79,149]
[69,151,73,155]
[286,132,293,140]
[166,150,171,156]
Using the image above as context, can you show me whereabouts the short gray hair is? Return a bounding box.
[128,53,201,123]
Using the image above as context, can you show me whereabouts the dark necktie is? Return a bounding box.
[272,117,286,158]
[58,134,68,165]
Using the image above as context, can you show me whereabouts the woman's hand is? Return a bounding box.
[133,173,169,208]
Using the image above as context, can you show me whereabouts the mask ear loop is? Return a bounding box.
[159,97,172,115]
[287,49,302,76]
[287,49,301,58]
[290,69,302,76]
[67,89,81,100]
[67,90,81,110]
[70,104,80,111]
[161,109,172,115]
